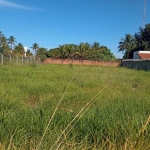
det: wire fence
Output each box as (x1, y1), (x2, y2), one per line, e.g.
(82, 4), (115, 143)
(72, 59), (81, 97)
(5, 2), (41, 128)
(0, 53), (42, 65)
(0, 53), (121, 67)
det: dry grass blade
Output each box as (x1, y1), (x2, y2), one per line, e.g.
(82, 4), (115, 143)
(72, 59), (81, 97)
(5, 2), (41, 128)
(134, 115), (150, 149)
(7, 129), (17, 150)
(36, 73), (77, 150)
(55, 111), (84, 149)
(0, 143), (5, 150)
(124, 138), (128, 150)
(51, 86), (107, 150)
(58, 106), (73, 113)
(56, 100), (95, 149)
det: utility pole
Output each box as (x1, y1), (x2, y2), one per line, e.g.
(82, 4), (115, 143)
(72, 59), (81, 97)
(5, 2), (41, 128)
(143, 0), (146, 28)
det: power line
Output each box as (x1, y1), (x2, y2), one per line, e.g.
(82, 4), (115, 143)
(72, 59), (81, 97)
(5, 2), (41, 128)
(132, 0), (141, 31)
(143, 0), (146, 28)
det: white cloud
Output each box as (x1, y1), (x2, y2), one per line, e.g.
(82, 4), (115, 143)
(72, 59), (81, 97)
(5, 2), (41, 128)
(0, 0), (44, 11)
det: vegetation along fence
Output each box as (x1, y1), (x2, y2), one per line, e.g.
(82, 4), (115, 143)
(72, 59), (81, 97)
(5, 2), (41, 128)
(121, 59), (150, 70)
(0, 53), (42, 65)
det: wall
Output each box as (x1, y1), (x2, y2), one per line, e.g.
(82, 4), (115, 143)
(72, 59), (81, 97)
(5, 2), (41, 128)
(44, 58), (120, 67)
(121, 59), (150, 70)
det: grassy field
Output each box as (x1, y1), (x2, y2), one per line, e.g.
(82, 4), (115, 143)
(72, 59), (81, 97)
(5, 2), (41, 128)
(0, 64), (150, 150)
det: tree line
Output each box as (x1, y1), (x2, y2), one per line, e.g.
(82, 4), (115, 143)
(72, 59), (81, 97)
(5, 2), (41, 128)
(0, 31), (116, 61)
(0, 31), (47, 61)
(0, 31), (33, 56)
(46, 42), (116, 61)
(118, 23), (150, 59)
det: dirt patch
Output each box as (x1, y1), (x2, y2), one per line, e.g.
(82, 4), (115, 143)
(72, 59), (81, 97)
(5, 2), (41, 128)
(25, 95), (40, 107)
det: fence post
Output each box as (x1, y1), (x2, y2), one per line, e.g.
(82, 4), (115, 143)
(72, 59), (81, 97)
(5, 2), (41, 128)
(8, 54), (11, 63)
(22, 56), (24, 65)
(0, 53), (3, 65)
(30, 56), (33, 64)
(16, 55), (18, 65)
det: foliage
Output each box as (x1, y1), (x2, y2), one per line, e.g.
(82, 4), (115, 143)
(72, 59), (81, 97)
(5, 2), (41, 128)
(8, 35), (16, 53)
(26, 50), (33, 57)
(30, 43), (39, 55)
(46, 48), (60, 59)
(13, 43), (24, 56)
(118, 23), (150, 59)
(0, 44), (11, 55)
(0, 31), (4, 47)
(118, 34), (135, 59)
(36, 47), (47, 61)
(0, 31), (33, 57)
(0, 32), (11, 55)
(47, 42), (116, 61)
(134, 24), (150, 51)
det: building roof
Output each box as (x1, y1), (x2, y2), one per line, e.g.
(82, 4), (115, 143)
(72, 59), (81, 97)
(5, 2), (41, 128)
(137, 53), (150, 59)
(138, 51), (150, 54)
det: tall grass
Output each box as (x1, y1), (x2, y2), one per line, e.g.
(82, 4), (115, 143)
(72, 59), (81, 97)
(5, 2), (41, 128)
(0, 64), (150, 149)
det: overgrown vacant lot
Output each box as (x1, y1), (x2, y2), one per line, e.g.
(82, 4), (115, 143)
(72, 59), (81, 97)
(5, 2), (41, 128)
(0, 64), (150, 150)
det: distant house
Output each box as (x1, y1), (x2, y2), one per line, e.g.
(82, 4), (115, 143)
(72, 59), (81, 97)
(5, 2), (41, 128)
(133, 51), (150, 59)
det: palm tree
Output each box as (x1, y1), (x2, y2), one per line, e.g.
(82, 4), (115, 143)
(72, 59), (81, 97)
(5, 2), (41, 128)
(134, 24), (150, 51)
(92, 42), (100, 51)
(0, 34), (10, 54)
(26, 50), (33, 57)
(57, 45), (68, 59)
(8, 36), (16, 53)
(30, 43), (39, 55)
(36, 47), (47, 61)
(118, 34), (135, 59)
(65, 44), (76, 60)
(1, 36), (8, 47)
(0, 31), (4, 48)
(13, 43), (24, 56)
(0, 31), (4, 39)
(77, 42), (90, 60)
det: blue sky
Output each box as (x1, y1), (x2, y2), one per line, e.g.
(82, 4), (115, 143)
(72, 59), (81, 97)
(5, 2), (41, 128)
(0, 0), (150, 58)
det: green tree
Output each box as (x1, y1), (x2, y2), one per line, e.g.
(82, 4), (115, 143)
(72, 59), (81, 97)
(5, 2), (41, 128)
(0, 31), (4, 47)
(13, 43), (24, 56)
(1, 36), (8, 47)
(8, 36), (16, 53)
(118, 23), (150, 59)
(36, 47), (47, 61)
(30, 43), (39, 55)
(0, 33), (10, 55)
(64, 44), (77, 60)
(46, 48), (60, 59)
(0, 44), (11, 55)
(92, 42), (100, 51)
(118, 34), (135, 59)
(0, 32), (8, 53)
(77, 42), (90, 60)
(57, 45), (68, 59)
(46, 42), (115, 61)
(26, 50), (33, 57)
(134, 24), (150, 51)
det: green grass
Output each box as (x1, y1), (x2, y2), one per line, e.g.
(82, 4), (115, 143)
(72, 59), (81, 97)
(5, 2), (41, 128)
(0, 64), (150, 150)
